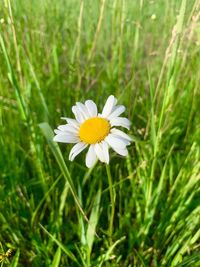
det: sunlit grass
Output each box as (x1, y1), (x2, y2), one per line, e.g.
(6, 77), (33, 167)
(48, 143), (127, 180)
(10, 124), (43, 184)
(0, 0), (200, 266)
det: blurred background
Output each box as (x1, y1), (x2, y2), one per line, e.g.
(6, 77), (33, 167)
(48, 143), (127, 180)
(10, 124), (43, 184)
(0, 0), (200, 266)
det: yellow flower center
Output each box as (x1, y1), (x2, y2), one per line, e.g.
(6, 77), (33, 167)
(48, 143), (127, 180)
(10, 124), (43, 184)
(79, 117), (110, 144)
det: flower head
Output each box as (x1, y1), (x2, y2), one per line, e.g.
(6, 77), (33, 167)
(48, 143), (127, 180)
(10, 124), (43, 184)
(53, 95), (132, 168)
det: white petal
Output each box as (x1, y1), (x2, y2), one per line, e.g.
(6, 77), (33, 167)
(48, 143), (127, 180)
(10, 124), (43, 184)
(53, 133), (79, 143)
(85, 100), (98, 117)
(105, 134), (130, 148)
(110, 117), (131, 130)
(102, 95), (117, 117)
(111, 128), (132, 141)
(76, 102), (90, 119)
(86, 145), (97, 168)
(101, 141), (109, 164)
(54, 129), (61, 135)
(58, 124), (78, 134)
(72, 106), (85, 123)
(69, 142), (88, 161)
(108, 105), (126, 120)
(111, 146), (128, 156)
(61, 118), (80, 129)
(94, 143), (105, 163)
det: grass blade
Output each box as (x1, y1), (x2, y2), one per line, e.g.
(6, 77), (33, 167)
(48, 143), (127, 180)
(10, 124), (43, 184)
(39, 122), (89, 223)
(39, 224), (78, 264)
(86, 187), (101, 254)
(51, 247), (61, 267)
(10, 249), (20, 267)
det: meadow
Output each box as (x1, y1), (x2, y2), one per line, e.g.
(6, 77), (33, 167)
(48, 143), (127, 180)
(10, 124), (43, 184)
(0, 0), (200, 266)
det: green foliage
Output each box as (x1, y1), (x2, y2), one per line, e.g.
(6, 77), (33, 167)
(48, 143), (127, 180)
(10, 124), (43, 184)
(0, 0), (200, 266)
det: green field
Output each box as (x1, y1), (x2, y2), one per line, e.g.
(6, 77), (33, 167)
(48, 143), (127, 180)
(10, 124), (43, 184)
(0, 0), (200, 266)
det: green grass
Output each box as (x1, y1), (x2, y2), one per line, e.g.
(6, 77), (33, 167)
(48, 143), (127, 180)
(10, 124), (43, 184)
(0, 0), (200, 266)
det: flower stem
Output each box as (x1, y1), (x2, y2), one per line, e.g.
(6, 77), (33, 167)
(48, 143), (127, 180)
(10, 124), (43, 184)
(106, 164), (115, 244)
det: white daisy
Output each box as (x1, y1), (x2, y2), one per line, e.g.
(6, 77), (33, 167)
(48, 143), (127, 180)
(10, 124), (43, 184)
(53, 95), (132, 168)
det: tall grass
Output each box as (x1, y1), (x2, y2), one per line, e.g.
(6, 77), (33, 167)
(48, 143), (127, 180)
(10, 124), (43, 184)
(0, 0), (200, 266)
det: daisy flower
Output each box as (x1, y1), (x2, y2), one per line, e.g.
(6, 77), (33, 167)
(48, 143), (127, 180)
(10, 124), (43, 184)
(53, 95), (132, 168)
